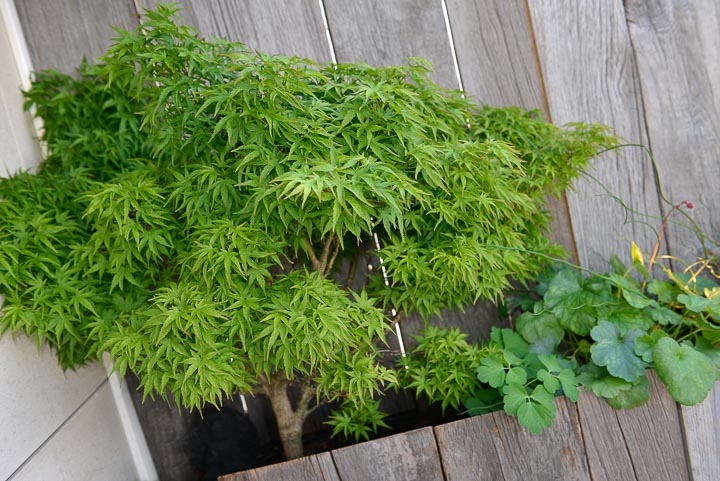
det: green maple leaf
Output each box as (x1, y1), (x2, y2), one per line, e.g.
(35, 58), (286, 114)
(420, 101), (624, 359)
(633, 330), (667, 363)
(646, 279), (679, 304)
(590, 321), (647, 382)
(648, 306), (683, 326)
(653, 337), (715, 405)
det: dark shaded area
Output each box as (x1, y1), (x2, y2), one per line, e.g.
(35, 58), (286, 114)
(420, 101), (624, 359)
(188, 406), (260, 481)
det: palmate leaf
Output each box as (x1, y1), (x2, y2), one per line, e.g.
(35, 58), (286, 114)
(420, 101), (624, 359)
(578, 363), (635, 399)
(515, 310), (565, 350)
(543, 268), (608, 335)
(502, 384), (556, 434)
(476, 354), (506, 388)
(590, 321), (647, 382)
(653, 337), (715, 405)
(604, 375), (649, 410)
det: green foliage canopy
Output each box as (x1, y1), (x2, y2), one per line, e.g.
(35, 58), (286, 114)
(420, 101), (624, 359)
(0, 5), (614, 413)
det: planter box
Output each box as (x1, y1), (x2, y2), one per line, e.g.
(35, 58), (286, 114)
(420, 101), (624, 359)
(221, 372), (703, 481)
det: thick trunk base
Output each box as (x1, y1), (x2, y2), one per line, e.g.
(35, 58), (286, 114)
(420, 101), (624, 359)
(265, 379), (307, 460)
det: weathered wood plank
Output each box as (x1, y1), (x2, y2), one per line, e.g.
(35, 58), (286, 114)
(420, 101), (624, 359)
(445, 0), (544, 110)
(529, 0), (664, 272)
(322, 0), (459, 88)
(330, 427), (444, 481)
(220, 451), (340, 481)
(624, 0), (720, 265)
(575, 387), (638, 480)
(680, 382), (720, 481)
(14, 0), (137, 73)
(577, 371), (690, 481)
(435, 397), (591, 481)
(124, 373), (197, 481)
(136, 0), (332, 62)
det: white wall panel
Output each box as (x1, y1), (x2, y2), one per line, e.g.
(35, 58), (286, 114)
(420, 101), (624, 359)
(0, 336), (110, 480)
(9, 381), (139, 481)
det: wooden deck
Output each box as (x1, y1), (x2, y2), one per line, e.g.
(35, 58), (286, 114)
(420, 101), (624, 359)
(223, 374), (719, 481)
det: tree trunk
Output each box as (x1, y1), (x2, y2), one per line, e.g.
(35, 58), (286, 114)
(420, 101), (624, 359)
(264, 378), (308, 460)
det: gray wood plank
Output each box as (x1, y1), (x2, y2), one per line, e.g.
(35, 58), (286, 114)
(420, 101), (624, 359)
(137, 0), (332, 62)
(576, 386), (640, 480)
(436, 397), (591, 481)
(680, 382), (720, 481)
(14, 0), (138, 73)
(445, 0), (544, 110)
(331, 427), (444, 481)
(578, 371), (690, 481)
(528, 0), (664, 272)
(124, 374), (198, 481)
(614, 371), (691, 481)
(323, 0), (459, 88)
(220, 451), (340, 481)
(624, 0), (720, 266)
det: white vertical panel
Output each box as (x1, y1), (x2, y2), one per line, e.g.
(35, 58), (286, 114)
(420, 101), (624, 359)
(0, 336), (108, 480)
(0, 0), (40, 175)
(9, 383), (139, 481)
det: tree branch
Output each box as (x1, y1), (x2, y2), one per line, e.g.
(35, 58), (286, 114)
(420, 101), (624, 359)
(296, 383), (317, 420)
(324, 237), (341, 277)
(343, 247), (361, 290)
(318, 234), (335, 275)
(303, 237), (322, 272)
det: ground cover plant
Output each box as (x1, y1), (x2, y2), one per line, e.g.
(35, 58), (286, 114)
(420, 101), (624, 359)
(0, 5), (615, 458)
(406, 201), (720, 433)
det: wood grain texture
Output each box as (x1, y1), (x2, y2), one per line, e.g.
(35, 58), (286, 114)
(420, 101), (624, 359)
(614, 371), (691, 481)
(625, 0), (720, 263)
(323, 0), (459, 88)
(137, 0), (332, 62)
(680, 382), (720, 481)
(220, 452), (340, 481)
(578, 371), (690, 481)
(331, 427), (444, 481)
(436, 397), (591, 481)
(576, 387), (640, 480)
(124, 373), (198, 481)
(14, 0), (137, 73)
(529, 0), (664, 272)
(445, 0), (544, 109)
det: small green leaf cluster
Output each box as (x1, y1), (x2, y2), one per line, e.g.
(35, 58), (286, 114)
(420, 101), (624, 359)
(404, 326), (578, 434)
(514, 250), (720, 408)
(407, 243), (719, 433)
(326, 399), (390, 442)
(472, 328), (579, 434)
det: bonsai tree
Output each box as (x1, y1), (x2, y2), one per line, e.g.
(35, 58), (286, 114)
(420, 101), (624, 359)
(0, 6), (615, 459)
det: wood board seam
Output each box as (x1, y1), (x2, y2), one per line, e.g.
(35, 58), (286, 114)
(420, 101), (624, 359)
(522, 0), (580, 264)
(430, 425), (450, 481)
(620, 4), (675, 271)
(568, 401), (598, 481)
(676, 403), (697, 481)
